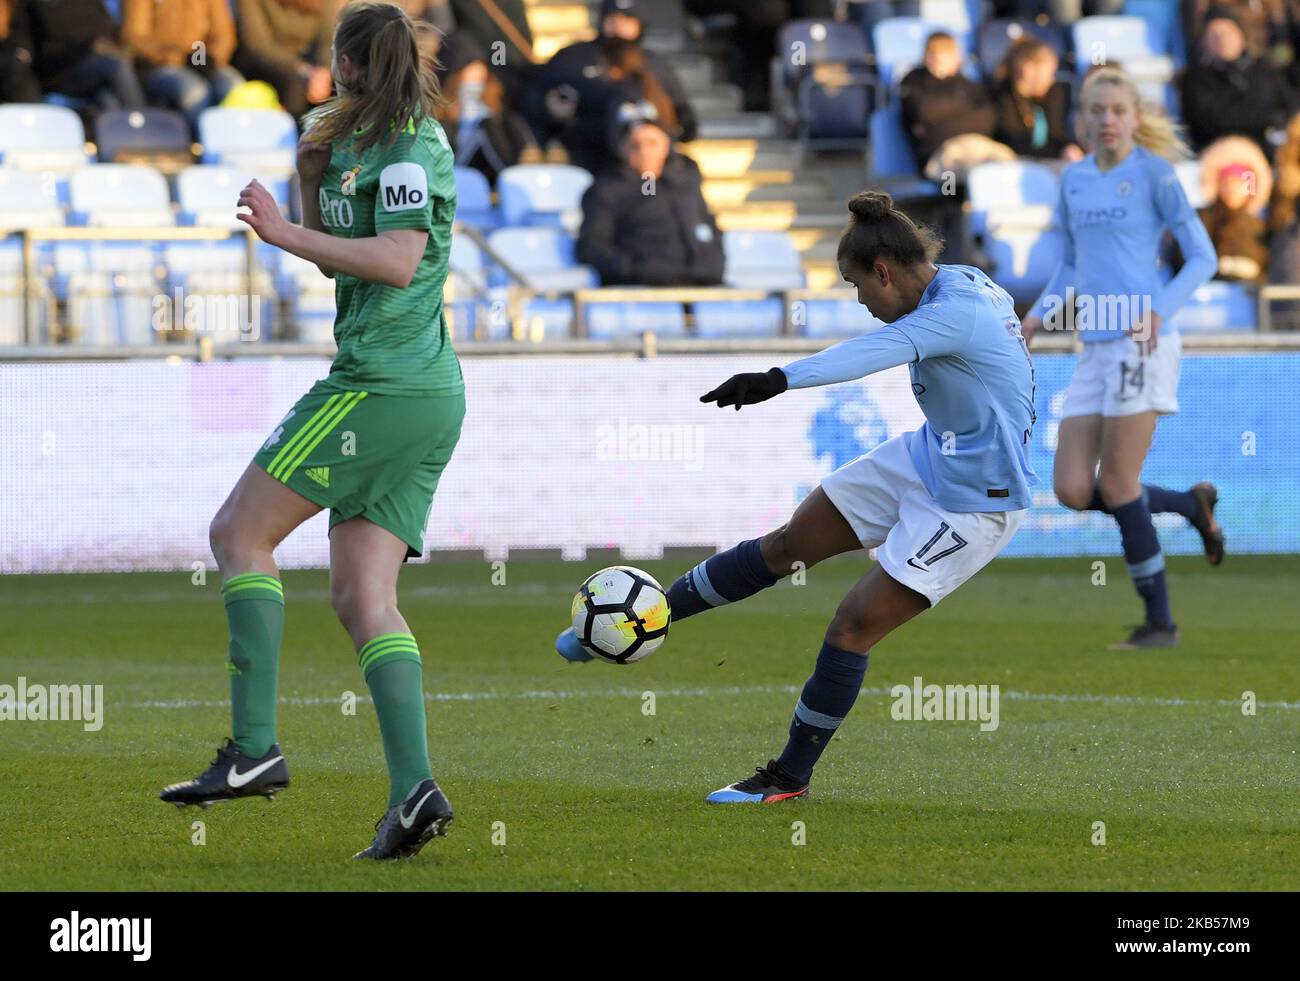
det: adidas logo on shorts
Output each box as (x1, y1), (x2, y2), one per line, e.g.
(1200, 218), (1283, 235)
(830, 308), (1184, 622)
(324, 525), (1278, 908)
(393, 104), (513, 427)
(304, 466), (330, 488)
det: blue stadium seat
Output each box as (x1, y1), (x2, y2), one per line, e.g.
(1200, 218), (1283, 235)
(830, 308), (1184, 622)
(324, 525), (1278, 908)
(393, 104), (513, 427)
(445, 234), (488, 339)
(967, 160), (1059, 235)
(1124, 0), (1187, 64)
(981, 225), (1064, 303)
(1168, 282), (1257, 332)
(776, 19), (871, 79)
(722, 230), (805, 290)
(798, 296), (883, 338)
(176, 165), (289, 227)
(586, 301), (687, 339)
(277, 252), (338, 344)
(95, 109), (191, 163)
(917, 1), (979, 50)
(69, 165), (174, 226)
(496, 164), (592, 230)
(486, 227), (597, 291)
(1072, 15), (1170, 72)
(0, 169), (65, 228)
(873, 18), (970, 88)
(797, 76), (872, 149)
(0, 104), (88, 171)
(868, 104), (941, 197)
(1175, 160), (1206, 209)
(454, 167), (498, 229)
(977, 18), (1067, 77)
(693, 299), (785, 337)
(197, 108), (297, 173)
(516, 297), (577, 341)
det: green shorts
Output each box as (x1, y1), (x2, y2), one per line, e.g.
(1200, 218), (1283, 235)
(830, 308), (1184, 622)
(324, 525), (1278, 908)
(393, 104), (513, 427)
(253, 380), (465, 558)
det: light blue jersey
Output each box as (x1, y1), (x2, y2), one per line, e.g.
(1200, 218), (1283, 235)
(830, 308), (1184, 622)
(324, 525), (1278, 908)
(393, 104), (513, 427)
(1029, 144), (1217, 342)
(781, 264), (1038, 513)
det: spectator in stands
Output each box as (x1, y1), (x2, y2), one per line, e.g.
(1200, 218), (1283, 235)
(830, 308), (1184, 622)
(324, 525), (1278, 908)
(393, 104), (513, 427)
(24, 0), (146, 109)
(992, 37), (1083, 163)
(601, 37), (678, 156)
(0, 0), (41, 102)
(231, 0), (338, 118)
(1268, 112), (1300, 286)
(1187, 0), (1290, 62)
(429, 29), (540, 185)
(991, 0), (1123, 22)
(1200, 162), (1271, 281)
(683, 0), (834, 112)
(900, 31), (1015, 183)
(445, 0), (533, 98)
(123, 0), (244, 128)
(577, 118), (724, 286)
(1180, 10), (1297, 154)
(522, 0), (697, 173)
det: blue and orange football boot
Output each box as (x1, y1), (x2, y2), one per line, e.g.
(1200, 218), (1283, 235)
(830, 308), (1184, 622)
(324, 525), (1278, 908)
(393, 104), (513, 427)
(706, 760), (809, 804)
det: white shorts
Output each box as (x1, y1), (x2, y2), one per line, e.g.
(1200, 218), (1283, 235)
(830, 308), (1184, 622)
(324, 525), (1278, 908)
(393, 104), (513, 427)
(1061, 333), (1181, 418)
(820, 434), (1025, 607)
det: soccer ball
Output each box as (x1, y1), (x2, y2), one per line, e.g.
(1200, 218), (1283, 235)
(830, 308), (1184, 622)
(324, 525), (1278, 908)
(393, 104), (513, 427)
(571, 566), (670, 664)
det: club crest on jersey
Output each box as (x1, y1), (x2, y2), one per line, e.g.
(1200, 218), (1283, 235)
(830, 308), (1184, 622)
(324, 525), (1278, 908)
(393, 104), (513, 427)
(340, 166), (362, 196)
(1116, 180), (1133, 198)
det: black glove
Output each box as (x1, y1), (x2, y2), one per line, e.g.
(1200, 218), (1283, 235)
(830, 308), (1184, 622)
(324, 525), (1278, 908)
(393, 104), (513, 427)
(700, 367), (789, 410)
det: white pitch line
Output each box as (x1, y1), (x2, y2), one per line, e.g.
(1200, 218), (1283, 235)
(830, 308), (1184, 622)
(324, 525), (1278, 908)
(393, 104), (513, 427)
(109, 684), (1300, 712)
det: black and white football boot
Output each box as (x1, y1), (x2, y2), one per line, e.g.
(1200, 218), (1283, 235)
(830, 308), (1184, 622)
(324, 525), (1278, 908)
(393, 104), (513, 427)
(706, 759), (810, 804)
(160, 738), (289, 809)
(352, 778), (454, 860)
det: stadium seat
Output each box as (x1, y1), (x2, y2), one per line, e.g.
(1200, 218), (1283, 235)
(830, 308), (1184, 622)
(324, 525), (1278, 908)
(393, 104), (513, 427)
(454, 167), (499, 229)
(586, 301), (687, 339)
(692, 298), (785, 338)
(1167, 281), (1257, 332)
(966, 160), (1059, 235)
(776, 19), (872, 79)
(980, 224), (1064, 303)
(95, 109), (193, 167)
(277, 252), (337, 344)
(197, 107), (298, 173)
(496, 164), (592, 231)
(868, 104), (941, 197)
(0, 104), (88, 172)
(977, 19), (1067, 76)
(798, 295), (883, 338)
(1175, 160), (1206, 209)
(722, 230), (804, 290)
(1124, 0), (1187, 64)
(796, 74), (873, 149)
(917, 1), (979, 49)
(177, 164), (288, 228)
(0, 169), (65, 228)
(486, 226), (598, 291)
(445, 234), (488, 339)
(1072, 15), (1173, 79)
(69, 165), (174, 226)
(873, 18), (971, 88)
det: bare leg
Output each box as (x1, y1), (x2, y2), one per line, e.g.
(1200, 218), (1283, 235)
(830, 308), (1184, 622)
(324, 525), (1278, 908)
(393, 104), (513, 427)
(209, 463), (322, 581)
(1052, 414), (1104, 512)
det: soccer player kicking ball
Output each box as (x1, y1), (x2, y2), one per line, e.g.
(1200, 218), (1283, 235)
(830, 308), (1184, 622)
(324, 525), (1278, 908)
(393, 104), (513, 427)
(160, 2), (464, 859)
(558, 191), (1038, 803)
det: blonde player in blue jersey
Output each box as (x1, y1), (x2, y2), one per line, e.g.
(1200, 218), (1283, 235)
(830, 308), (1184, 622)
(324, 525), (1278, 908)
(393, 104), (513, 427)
(557, 190), (1038, 802)
(1022, 66), (1223, 651)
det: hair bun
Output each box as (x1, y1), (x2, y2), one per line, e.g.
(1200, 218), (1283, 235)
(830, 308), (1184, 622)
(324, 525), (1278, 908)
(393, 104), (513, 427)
(848, 190), (895, 222)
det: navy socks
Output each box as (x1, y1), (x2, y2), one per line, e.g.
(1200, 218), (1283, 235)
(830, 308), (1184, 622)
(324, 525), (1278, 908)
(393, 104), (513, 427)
(666, 538), (778, 621)
(1087, 483), (1197, 521)
(776, 642), (869, 784)
(1111, 493), (1174, 629)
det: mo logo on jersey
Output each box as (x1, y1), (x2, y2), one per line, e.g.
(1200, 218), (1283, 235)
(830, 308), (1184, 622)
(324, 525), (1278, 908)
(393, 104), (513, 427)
(380, 162), (427, 212)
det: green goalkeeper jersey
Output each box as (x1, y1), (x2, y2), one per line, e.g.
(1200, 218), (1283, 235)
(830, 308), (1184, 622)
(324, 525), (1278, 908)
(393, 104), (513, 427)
(315, 115), (463, 397)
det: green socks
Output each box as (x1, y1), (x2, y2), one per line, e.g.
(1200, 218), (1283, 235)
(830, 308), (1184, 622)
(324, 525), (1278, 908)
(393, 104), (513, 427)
(222, 573), (285, 759)
(359, 633), (432, 807)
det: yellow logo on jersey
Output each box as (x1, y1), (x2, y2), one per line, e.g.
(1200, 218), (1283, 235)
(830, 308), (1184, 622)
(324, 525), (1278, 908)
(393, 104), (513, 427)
(340, 166), (362, 196)
(305, 466), (331, 488)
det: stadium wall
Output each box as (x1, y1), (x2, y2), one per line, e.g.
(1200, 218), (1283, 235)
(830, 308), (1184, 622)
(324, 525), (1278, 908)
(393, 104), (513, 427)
(3, 354), (1297, 573)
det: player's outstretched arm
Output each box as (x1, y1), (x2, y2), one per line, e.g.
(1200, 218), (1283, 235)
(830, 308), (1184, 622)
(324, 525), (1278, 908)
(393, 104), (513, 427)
(237, 179), (428, 289)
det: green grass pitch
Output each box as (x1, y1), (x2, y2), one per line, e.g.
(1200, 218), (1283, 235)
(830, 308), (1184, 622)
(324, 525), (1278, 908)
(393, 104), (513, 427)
(1, 554), (1297, 891)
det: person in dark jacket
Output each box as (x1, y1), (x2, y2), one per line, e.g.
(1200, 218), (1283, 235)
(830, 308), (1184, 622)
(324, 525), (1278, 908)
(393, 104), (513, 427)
(522, 0), (697, 173)
(1180, 10), (1297, 154)
(900, 31), (1011, 180)
(577, 119), (724, 286)
(428, 29), (539, 185)
(0, 0), (41, 103)
(992, 37), (1082, 162)
(24, 0), (145, 108)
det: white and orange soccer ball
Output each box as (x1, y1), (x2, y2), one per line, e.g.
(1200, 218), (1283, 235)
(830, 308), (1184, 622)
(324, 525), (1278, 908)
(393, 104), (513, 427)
(570, 566), (670, 664)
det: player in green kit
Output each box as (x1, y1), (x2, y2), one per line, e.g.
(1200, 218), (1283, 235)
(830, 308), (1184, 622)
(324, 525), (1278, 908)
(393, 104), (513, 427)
(159, 1), (464, 860)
